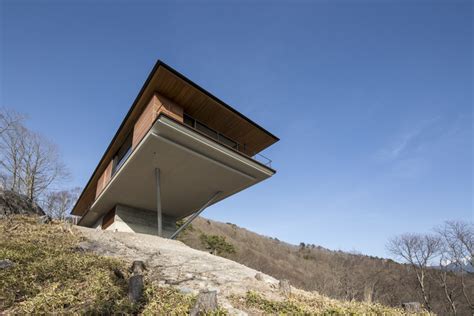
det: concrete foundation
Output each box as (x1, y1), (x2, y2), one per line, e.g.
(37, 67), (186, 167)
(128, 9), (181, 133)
(94, 204), (177, 238)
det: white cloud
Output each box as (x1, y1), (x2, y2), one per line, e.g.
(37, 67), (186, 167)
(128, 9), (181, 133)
(376, 116), (441, 162)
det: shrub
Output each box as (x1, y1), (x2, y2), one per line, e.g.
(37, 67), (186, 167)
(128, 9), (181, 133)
(199, 233), (236, 256)
(175, 218), (194, 235)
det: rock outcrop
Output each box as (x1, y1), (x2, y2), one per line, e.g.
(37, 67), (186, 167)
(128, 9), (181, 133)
(0, 190), (45, 216)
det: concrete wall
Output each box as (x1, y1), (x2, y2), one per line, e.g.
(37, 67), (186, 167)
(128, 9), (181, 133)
(94, 204), (177, 238)
(92, 215), (103, 229)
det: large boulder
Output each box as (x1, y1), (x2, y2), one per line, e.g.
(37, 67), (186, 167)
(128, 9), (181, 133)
(0, 190), (45, 216)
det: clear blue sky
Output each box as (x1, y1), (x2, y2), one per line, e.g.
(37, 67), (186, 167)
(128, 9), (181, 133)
(1, 0), (472, 258)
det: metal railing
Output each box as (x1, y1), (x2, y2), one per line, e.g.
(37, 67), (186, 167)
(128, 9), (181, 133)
(183, 113), (273, 168)
(252, 153), (273, 168)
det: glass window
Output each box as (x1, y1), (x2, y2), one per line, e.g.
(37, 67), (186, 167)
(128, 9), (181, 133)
(218, 134), (238, 150)
(196, 121), (218, 140)
(112, 133), (132, 175)
(183, 114), (195, 128)
(183, 113), (242, 152)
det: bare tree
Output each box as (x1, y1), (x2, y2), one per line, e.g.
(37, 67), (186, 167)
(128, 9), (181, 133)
(387, 233), (441, 311)
(0, 121), (28, 192)
(0, 108), (69, 200)
(0, 108), (23, 136)
(41, 187), (81, 220)
(435, 244), (461, 315)
(436, 221), (474, 312)
(20, 131), (69, 200)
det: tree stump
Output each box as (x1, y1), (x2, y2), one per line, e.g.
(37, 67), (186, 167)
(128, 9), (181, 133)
(128, 275), (144, 303)
(130, 260), (146, 275)
(128, 260), (146, 303)
(189, 290), (218, 315)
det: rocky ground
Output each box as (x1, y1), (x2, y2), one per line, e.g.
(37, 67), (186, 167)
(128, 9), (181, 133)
(1, 215), (411, 314)
(76, 226), (286, 314)
(0, 190), (44, 216)
(76, 226), (408, 315)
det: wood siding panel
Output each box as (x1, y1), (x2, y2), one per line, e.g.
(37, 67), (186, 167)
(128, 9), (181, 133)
(155, 94), (184, 123)
(132, 95), (158, 149)
(101, 207), (116, 230)
(73, 182), (97, 217)
(131, 93), (184, 150)
(95, 160), (113, 198)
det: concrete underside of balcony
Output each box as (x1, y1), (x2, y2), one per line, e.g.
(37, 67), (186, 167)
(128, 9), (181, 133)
(79, 115), (275, 227)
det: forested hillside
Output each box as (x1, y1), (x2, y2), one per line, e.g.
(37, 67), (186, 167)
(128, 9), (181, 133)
(179, 217), (474, 315)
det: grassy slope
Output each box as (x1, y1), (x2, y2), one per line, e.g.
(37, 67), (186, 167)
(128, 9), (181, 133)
(0, 216), (406, 314)
(0, 216), (196, 314)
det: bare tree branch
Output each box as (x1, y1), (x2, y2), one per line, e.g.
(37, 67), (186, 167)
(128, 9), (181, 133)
(436, 221), (474, 312)
(387, 233), (441, 312)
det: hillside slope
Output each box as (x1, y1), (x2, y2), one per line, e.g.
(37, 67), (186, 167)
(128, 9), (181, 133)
(178, 217), (473, 315)
(0, 216), (403, 315)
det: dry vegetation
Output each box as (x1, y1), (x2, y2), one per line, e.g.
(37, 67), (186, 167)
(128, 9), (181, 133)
(1, 216), (410, 315)
(0, 216), (200, 314)
(179, 217), (474, 315)
(231, 290), (410, 315)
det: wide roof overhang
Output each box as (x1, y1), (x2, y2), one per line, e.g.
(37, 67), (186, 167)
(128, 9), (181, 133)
(71, 60), (278, 217)
(78, 115), (275, 227)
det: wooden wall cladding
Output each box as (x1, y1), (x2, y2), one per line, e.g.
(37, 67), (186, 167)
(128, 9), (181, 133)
(101, 207), (116, 230)
(73, 181), (97, 217)
(95, 160), (113, 198)
(156, 93), (184, 123)
(132, 95), (157, 149)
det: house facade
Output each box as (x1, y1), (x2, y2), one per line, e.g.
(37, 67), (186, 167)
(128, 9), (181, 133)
(71, 60), (278, 238)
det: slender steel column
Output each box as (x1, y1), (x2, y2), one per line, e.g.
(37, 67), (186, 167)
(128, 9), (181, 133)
(170, 191), (222, 240)
(155, 168), (162, 237)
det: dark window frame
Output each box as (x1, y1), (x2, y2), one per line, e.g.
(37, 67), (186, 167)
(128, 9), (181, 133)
(112, 132), (133, 175)
(183, 113), (241, 152)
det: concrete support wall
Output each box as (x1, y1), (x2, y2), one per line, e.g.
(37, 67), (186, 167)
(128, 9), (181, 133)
(94, 204), (177, 238)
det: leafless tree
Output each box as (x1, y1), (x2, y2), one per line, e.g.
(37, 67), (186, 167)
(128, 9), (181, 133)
(436, 221), (474, 312)
(20, 131), (69, 200)
(41, 187), (81, 220)
(0, 108), (23, 136)
(0, 121), (28, 192)
(387, 233), (441, 312)
(435, 244), (461, 315)
(0, 108), (69, 200)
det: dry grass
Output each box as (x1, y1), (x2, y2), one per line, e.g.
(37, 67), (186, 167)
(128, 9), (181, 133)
(0, 216), (427, 315)
(0, 216), (198, 314)
(231, 291), (414, 315)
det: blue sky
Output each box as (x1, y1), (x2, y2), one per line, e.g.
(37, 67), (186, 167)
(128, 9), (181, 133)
(1, 0), (472, 257)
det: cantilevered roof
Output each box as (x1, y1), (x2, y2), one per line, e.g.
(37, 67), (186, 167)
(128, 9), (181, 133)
(78, 115), (275, 226)
(71, 60), (279, 216)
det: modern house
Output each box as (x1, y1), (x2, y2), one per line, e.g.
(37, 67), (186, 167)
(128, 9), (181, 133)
(71, 60), (279, 238)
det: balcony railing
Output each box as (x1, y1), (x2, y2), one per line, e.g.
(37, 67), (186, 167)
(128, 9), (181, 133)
(252, 153), (272, 168)
(183, 113), (272, 168)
